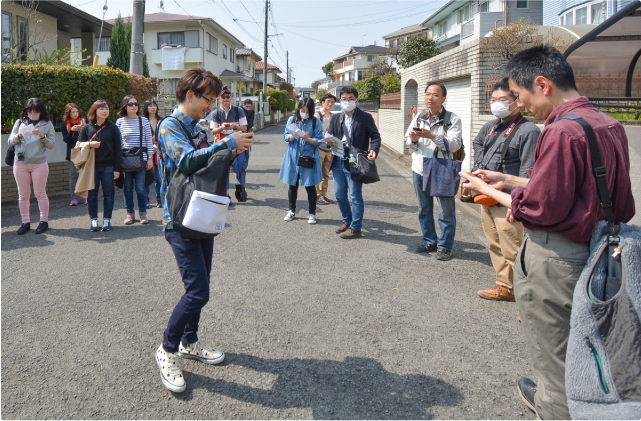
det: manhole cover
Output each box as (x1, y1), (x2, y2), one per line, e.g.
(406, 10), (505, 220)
(364, 205), (406, 218)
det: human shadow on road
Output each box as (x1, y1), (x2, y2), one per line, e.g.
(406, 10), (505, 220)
(450, 240), (492, 266)
(178, 353), (463, 419)
(247, 168), (281, 174)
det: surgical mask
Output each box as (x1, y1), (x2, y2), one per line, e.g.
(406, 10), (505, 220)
(300, 112), (309, 120)
(340, 101), (356, 112)
(28, 114), (40, 121)
(490, 99), (517, 119)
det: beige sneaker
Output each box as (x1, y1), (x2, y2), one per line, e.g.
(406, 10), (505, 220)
(140, 213), (149, 225)
(178, 341), (225, 365)
(155, 345), (186, 393)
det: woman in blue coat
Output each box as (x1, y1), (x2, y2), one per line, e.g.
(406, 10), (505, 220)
(279, 97), (323, 224)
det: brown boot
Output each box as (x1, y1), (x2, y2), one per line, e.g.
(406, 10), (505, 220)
(335, 221), (350, 234)
(477, 285), (515, 301)
(340, 227), (362, 239)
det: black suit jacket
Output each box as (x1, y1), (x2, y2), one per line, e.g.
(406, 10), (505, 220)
(328, 107), (381, 154)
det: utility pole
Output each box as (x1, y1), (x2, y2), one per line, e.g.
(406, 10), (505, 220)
(262, 0), (268, 97)
(286, 50), (289, 84)
(130, 0), (145, 75)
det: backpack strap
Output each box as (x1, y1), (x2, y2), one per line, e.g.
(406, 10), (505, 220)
(443, 111), (452, 131)
(312, 116), (317, 133)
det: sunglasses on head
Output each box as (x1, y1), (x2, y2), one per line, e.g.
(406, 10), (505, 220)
(127, 102), (140, 107)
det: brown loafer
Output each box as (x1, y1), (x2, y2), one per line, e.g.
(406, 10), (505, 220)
(335, 221), (350, 234)
(477, 285), (515, 302)
(340, 227), (362, 239)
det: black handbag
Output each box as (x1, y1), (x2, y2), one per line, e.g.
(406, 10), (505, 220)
(145, 168), (155, 187)
(121, 117), (145, 173)
(5, 147), (15, 166)
(342, 116), (380, 184)
(296, 134), (315, 169)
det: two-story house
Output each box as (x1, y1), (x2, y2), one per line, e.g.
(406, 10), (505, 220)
(2, 0), (111, 64)
(255, 61), (283, 89)
(102, 12), (245, 96)
(234, 47), (262, 94)
(382, 24), (432, 71)
(333, 45), (389, 83)
(543, 0), (634, 25)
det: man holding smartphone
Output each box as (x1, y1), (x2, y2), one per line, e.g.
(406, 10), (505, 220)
(206, 86), (248, 201)
(404, 83), (463, 261)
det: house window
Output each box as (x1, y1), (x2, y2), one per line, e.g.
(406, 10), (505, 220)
(591, 2), (606, 24)
(458, 3), (471, 23)
(222, 44), (227, 59)
(207, 33), (218, 54)
(367, 55), (375, 62)
(392, 39), (398, 48)
(158, 30), (199, 48)
(230, 48), (234, 63)
(357, 70), (364, 80)
(246, 59), (251, 71)
(95, 37), (111, 52)
(575, 6), (588, 24)
(17, 16), (28, 61)
(480, 1), (489, 13)
(160, 78), (180, 96)
(2, 12), (11, 62)
(516, 1), (528, 9)
(565, 11), (574, 25)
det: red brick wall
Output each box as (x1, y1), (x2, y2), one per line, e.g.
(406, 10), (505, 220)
(1, 161), (70, 203)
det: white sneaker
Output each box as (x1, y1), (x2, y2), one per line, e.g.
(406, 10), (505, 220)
(308, 214), (317, 224)
(155, 345), (186, 393)
(178, 341), (225, 365)
(284, 210), (295, 221)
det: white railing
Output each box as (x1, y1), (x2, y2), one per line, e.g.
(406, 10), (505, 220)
(461, 19), (475, 39)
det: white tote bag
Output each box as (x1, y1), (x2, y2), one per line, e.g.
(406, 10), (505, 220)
(181, 191), (230, 235)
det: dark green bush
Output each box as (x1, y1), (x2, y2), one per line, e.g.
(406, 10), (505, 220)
(1, 64), (157, 131)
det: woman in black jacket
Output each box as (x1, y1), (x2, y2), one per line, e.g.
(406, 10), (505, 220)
(77, 100), (122, 232)
(61, 103), (86, 206)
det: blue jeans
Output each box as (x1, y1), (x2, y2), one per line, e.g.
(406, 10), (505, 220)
(88, 166), (115, 220)
(412, 171), (456, 250)
(332, 159), (364, 231)
(163, 229), (214, 353)
(124, 169), (147, 215)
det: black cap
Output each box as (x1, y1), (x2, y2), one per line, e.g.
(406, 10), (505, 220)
(244, 98), (253, 105)
(220, 86), (231, 96)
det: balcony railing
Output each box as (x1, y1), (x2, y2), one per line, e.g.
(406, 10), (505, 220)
(461, 19), (475, 39)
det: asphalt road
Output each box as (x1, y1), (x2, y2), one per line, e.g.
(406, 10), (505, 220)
(1, 123), (536, 419)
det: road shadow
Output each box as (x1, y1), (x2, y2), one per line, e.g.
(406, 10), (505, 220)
(177, 353), (464, 419)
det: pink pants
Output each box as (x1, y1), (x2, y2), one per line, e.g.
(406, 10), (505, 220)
(13, 161), (50, 224)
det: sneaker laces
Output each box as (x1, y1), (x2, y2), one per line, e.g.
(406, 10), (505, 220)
(163, 351), (183, 378)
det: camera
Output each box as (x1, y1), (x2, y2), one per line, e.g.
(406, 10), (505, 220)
(17, 152), (25, 162)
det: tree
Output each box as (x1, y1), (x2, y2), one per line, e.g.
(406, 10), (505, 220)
(279, 82), (294, 94)
(311, 79), (323, 91)
(315, 89), (328, 100)
(352, 77), (382, 101)
(322, 61), (334, 78)
(380, 73), (401, 94)
(143, 53), (150, 77)
(107, 14), (132, 72)
(482, 18), (572, 71)
(3, 0), (59, 63)
(364, 58), (395, 79)
(398, 37), (440, 68)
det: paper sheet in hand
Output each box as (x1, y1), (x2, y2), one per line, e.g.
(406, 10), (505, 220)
(286, 123), (306, 138)
(320, 136), (345, 159)
(19, 124), (39, 143)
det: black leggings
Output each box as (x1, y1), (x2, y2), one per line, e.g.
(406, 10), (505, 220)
(288, 177), (317, 215)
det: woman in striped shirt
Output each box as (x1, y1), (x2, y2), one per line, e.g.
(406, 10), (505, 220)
(116, 95), (154, 225)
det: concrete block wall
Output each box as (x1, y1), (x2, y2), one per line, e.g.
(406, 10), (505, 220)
(378, 109), (404, 155)
(2, 161), (70, 202)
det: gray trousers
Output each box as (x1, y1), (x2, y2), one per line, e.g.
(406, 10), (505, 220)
(68, 160), (79, 198)
(514, 228), (590, 420)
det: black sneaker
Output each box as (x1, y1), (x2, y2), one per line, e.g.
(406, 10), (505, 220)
(416, 242), (437, 253)
(517, 378), (537, 414)
(436, 247), (453, 261)
(35, 221), (49, 234)
(17, 223), (30, 235)
(235, 185), (248, 202)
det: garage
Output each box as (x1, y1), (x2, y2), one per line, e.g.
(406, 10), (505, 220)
(442, 77), (472, 171)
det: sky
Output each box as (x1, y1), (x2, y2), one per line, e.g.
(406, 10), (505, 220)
(63, 0), (447, 87)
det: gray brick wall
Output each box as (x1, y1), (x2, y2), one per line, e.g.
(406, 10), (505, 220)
(379, 109), (404, 155)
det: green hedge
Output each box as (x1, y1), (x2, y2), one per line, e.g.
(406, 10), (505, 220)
(1, 64), (157, 131)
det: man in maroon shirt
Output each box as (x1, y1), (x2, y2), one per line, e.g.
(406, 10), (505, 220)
(461, 45), (635, 420)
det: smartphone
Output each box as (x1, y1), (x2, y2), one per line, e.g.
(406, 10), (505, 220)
(413, 127), (423, 131)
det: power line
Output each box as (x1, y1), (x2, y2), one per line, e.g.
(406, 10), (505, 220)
(275, 0), (395, 9)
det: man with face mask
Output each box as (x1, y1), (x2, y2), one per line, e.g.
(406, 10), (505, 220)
(472, 80), (540, 302)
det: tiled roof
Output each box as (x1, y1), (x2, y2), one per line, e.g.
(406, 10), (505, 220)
(383, 24), (426, 39)
(235, 47), (262, 61)
(220, 69), (246, 78)
(334, 45), (388, 61)
(106, 12), (209, 24)
(254, 61), (281, 72)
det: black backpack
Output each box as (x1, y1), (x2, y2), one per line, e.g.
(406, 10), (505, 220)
(157, 116), (233, 240)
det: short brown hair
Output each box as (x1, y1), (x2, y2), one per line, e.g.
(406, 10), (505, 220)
(63, 103), (84, 122)
(87, 100), (110, 123)
(118, 95), (139, 117)
(175, 67), (222, 103)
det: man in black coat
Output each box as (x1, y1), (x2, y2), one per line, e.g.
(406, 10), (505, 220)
(327, 86), (381, 239)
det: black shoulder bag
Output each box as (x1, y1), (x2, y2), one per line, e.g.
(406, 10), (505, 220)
(121, 117), (146, 173)
(341, 113), (380, 184)
(296, 118), (316, 168)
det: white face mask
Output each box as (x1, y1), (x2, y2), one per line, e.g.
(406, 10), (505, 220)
(300, 112), (309, 120)
(28, 114), (40, 121)
(490, 99), (517, 119)
(340, 100), (356, 112)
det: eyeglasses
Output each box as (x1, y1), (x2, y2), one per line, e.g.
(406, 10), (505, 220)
(220, 95), (231, 100)
(127, 102), (140, 107)
(199, 94), (216, 105)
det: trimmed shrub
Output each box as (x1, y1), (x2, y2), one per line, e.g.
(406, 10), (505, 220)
(288, 98), (296, 111)
(352, 77), (382, 101)
(1, 64), (157, 130)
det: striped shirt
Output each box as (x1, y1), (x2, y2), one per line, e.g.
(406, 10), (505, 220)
(116, 117), (154, 160)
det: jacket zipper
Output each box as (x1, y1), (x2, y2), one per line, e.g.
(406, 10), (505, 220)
(587, 338), (610, 394)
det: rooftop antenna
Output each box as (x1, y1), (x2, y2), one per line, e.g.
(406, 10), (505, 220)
(159, 0), (165, 12)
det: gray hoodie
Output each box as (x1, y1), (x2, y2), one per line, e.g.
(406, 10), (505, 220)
(7, 119), (56, 164)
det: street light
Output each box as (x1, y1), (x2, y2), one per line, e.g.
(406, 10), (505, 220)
(94, 0), (108, 67)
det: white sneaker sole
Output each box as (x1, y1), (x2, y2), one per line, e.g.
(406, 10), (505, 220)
(517, 384), (537, 414)
(308, 220), (317, 224)
(178, 351), (225, 365)
(155, 353), (186, 393)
